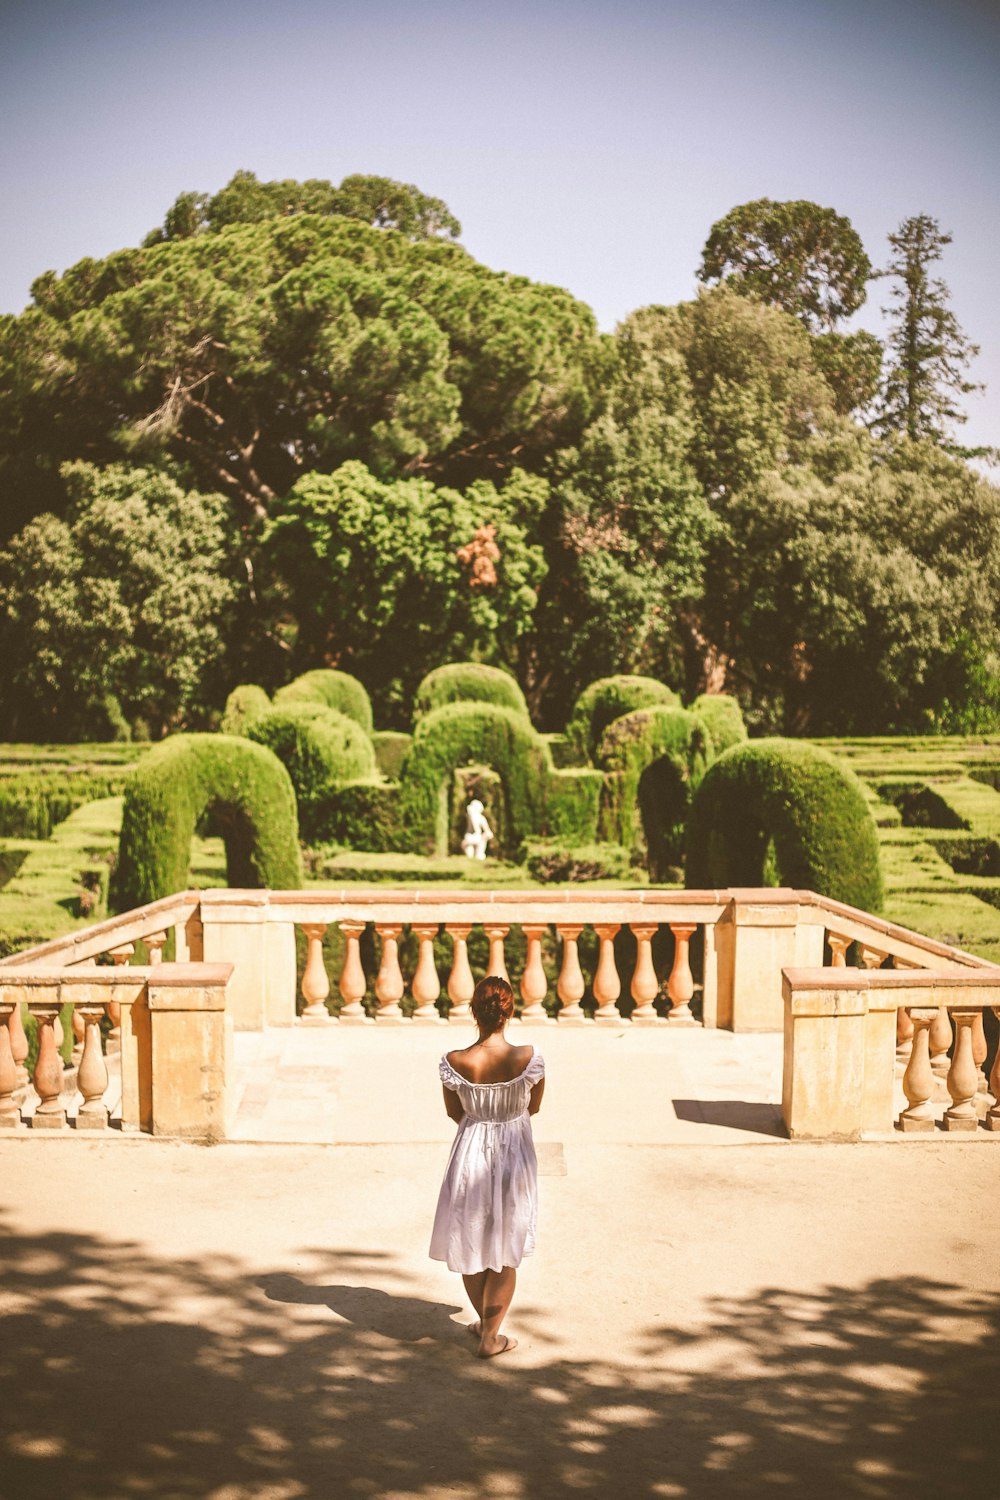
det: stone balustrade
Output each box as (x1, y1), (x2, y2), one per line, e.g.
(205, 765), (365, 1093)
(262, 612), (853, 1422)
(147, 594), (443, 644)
(2, 885), (997, 1142)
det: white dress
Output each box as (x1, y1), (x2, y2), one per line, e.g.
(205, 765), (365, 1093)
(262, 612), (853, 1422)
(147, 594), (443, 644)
(429, 1047), (545, 1275)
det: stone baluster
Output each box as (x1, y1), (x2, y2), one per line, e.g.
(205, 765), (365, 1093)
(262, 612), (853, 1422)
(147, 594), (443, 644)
(7, 993), (29, 1088)
(971, 1011), (988, 1093)
(630, 923), (660, 1025)
(75, 1004), (109, 1130)
(667, 923), (697, 1026)
(943, 1010), (980, 1132)
(145, 931), (167, 965)
(827, 932), (850, 967)
(519, 926), (549, 1024)
(986, 1008), (1000, 1133)
(555, 925), (586, 1024)
(71, 1004), (86, 1066)
(32, 1003), (66, 1130)
(107, 942), (134, 1050)
(593, 924), (623, 1025)
(928, 1005), (953, 1084)
(375, 924), (404, 1023)
(895, 1006), (915, 1061)
(338, 920), (368, 1024)
(0, 1000), (21, 1129)
(446, 925), (474, 1025)
(411, 925), (442, 1023)
(300, 923), (331, 1022)
(860, 944), (885, 972)
(485, 926), (510, 983)
(899, 1008), (937, 1133)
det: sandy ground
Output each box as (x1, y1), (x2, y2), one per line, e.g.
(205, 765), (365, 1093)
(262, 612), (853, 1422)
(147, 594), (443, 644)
(2, 1026), (998, 1499)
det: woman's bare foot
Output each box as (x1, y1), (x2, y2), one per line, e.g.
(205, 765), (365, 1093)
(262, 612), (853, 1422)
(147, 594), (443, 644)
(477, 1334), (518, 1359)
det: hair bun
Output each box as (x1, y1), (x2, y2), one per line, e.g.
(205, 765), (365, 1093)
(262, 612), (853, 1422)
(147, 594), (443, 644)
(471, 975), (515, 1033)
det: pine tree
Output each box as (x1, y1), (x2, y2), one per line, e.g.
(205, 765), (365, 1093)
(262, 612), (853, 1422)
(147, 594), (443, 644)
(874, 215), (986, 455)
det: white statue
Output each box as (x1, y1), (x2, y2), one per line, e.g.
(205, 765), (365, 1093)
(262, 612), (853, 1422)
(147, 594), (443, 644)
(461, 798), (494, 860)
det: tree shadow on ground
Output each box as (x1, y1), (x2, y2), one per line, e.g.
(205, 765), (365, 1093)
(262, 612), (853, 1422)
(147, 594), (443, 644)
(1, 1215), (996, 1499)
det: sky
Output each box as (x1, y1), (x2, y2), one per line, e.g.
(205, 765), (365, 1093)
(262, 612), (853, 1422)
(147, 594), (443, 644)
(1, 0), (997, 456)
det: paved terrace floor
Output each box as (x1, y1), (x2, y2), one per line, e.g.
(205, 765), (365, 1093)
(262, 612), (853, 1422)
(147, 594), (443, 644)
(2, 1026), (998, 1500)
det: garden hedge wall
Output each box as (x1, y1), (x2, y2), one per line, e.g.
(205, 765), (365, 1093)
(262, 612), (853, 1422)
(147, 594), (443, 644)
(311, 778), (403, 852)
(372, 730), (411, 779)
(220, 684), (271, 736)
(688, 694), (747, 757)
(566, 676), (681, 764)
(273, 669), (373, 734)
(413, 663), (530, 722)
(246, 704), (376, 839)
(685, 739), (884, 911)
(114, 733), (301, 909)
(400, 702), (552, 855)
(597, 706), (712, 874)
(543, 768), (604, 845)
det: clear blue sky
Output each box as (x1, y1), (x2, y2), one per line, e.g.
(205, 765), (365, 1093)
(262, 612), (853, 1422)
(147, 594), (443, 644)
(2, 0), (997, 455)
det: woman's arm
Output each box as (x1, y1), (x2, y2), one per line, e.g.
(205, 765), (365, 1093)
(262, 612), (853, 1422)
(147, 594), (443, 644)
(442, 1084), (465, 1123)
(528, 1078), (545, 1116)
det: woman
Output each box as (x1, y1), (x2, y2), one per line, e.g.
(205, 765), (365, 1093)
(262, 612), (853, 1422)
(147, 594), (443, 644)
(429, 975), (545, 1358)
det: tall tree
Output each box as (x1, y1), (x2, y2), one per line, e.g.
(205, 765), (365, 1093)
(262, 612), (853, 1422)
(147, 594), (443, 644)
(873, 214), (987, 455)
(698, 199), (871, 332)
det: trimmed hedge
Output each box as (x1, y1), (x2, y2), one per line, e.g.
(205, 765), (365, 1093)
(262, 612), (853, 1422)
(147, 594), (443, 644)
(221, 684), (271, 736)
(114, 733), (301, 909)
(688, 694), (747, 757)
(597, 706), (712, 877)
(566, 676), (681, 764)
(274, 669), (373, 734)
(400, 702), (552, 855)
(543, 768), (604, 845)
(310, 777), (403, 852)
(520, 839), (638, 883)
(372, 730), (412, 779)
(0, 771), (128, 839)
(413, 663), (529, 723)
(685, 739), (884, 911)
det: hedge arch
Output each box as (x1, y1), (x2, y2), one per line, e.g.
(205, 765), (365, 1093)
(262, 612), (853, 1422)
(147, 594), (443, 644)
(413, 663), (530, 723)
(246, 704), (376, 837)
(597, 707), (712, 877)
(114, 734), (302, 910)
(685, 739), (883, 911)
(220, 683), (271, 736)
(400, 703), (552, 855)
(273, 669), (373, 734)
(566, 676), (681, 764)
(688, 693), (747, 757)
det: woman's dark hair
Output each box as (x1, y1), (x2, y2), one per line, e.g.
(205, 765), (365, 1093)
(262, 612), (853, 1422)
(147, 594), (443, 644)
(471, 975), (515, 1034)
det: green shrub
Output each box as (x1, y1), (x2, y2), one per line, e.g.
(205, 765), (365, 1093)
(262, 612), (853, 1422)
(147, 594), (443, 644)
(0, 771), (128, 839)
(413, 663), (529, 723)
(566, 676), (681, 764)
(685, 739), (884, 911)
(520, 839), (638, 883)
(274, 669), (373, 734)
(597, 707), (711, 877)
(400, 702), (552, 855)
(310, 778), (403, 852)
(543, 768), (604, 844)
(221, 684), (271, 736)
(114, 734), (301, 908)
(372, 730), (411, 779)
(688, 694), (747, 757)
(247, 704), (375, 830)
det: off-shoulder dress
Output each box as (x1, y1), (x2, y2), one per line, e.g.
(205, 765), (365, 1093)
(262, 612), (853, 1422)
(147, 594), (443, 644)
(429, 1047), (546, 1275)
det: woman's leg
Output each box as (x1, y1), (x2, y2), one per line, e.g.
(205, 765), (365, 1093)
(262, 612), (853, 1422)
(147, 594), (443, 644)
(462, 1271), (487, 1330)
(478, 1266), (518, 1356)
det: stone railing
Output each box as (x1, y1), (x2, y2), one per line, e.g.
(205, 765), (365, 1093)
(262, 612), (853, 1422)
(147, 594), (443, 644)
(1, 885), (997, 1140)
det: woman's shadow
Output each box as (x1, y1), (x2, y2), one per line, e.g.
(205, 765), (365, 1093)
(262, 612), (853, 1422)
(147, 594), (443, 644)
(258, 1273), (464, 1344)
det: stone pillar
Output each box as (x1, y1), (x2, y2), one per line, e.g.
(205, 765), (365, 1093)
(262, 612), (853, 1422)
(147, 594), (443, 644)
(593, 924), (622, 1026)
(75, 1003), (109, 1130)
(411, 925), (443, 1023)
(31, 1003), (66, 1130)
(701, 920), (719, 1029)
(200, 896), (296, 1029)
(987, 1007), (1000, 1133)
(629, 924), (660, 1025)
(446, 925), (474, 1025)
(145, 931), (167, 966)
(146, 966), (230, 1140)
(519, 926), (548, 1025)
(374, 924), (405, 1023)
(943, 1010), (980, 1132)
(781, 975), (867, 1140)
(107, 943), (134, 1051)
(0, 999), (21, 1129)
(300, 923), (332, 1023)
(827, 933), (850, 967)
(716, 898), (819, 1031)
(667, 924), (697, 1026)
(485, 926), (510, 983)
(556, 925), (586, 1025)
(338, 920), (369, 1024)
